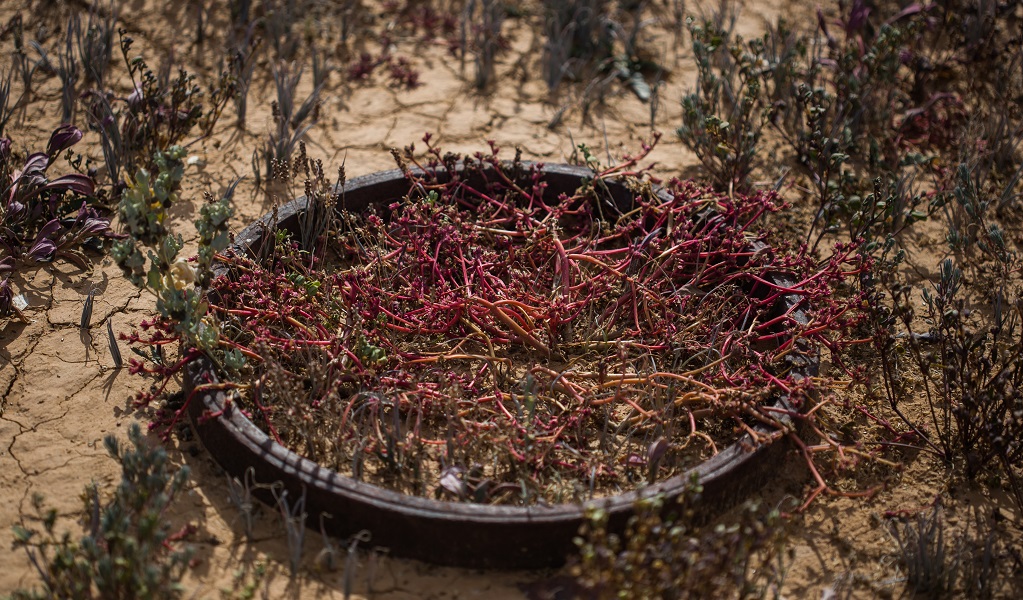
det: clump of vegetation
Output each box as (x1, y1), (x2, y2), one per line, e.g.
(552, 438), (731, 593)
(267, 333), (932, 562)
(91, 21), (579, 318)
(10, 423), (193, 599)
(1, 125), (113, 317)
(114, 145), (186, 247)
(83, 29), (233, 186)
(886, 503), (1020, 600)
(541, 0), (662, 120)
(460, 0), (508, 92)
(257, 61), (324, 190)
(885, 251), (1023, 512)
(345, 51), (422, 90)
(105, 130), (235, 428)
(117, 154), (236, 418)
(677, 16), (768, 193)
(571, 484), (788, 598)
(75, 0), (119, 91)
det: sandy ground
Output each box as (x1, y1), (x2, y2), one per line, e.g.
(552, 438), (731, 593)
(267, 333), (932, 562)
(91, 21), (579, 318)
(2, 0), (1021, 598)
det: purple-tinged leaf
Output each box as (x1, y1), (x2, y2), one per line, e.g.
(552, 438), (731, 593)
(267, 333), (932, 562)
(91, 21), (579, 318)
(898, 92), (957, 126)
(66, 201), (95, 230)
(63, 204), (85, 231)
(817, 8), (835, 46)
(79, 217), (112, 237)
(647, 437), (669, 465)
(5, 200), (25, 221)
(46, 125), (83, 160)
(127, 85), (143, 108)
(0, 256), (13, 273)
(439, 465), (467, 498)
(59, 249), (91, 271)
(27, 237), (57, 262)
(20, 152), (49, 179)
(61, 203), (112, 246)
(0, 138), (10, 164)
(0, 277), (12, 315)
(625, 454), (646, 466)
(42, 173), (95, 197)
(36, 218), (63, 240)
(844, 0), (871, 34)
(886, 3), (931, 26)
(30, 200), (44, 222)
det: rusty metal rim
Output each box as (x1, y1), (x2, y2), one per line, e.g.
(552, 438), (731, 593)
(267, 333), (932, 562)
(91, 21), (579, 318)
(185, 163), (817, 569)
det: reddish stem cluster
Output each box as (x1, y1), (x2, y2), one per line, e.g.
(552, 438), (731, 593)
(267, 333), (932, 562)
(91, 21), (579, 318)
(135, 140), (867, 504)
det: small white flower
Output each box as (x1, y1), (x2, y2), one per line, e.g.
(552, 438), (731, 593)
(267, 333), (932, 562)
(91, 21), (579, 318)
(168, 260), (196, 291)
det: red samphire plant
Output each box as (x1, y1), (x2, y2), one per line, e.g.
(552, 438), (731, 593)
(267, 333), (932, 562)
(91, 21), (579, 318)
(135, 136), (868, 506)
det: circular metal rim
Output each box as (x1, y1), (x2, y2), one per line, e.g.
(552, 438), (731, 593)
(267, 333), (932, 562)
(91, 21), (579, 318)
(185, 162), (817, 569)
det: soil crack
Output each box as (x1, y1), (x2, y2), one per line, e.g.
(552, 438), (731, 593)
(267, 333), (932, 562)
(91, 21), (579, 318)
(1, 333), (43, 416)
(5, 367), (106, 477)
(2, 413), (29, 476)
(96, 286), (145, 325)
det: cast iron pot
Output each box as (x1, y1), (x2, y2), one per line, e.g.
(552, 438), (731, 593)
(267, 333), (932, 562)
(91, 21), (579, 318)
(185, 162), (817, 569)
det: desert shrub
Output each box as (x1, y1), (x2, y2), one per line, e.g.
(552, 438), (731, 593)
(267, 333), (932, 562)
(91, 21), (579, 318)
(677, 16), (769, 193)
(862, 152), (1023, 512)
(82, 29), (233, 185)
(896, 257), (1023, 505)
(9, 423), (193, 600)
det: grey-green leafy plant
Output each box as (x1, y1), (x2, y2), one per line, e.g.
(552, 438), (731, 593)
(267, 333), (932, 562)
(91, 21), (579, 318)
(227, 22), (259, 127)
(57, 17), (80, 125)
(541, 0), (613, 96)
(314, 514), (340, 573)
(677, 17), (767, 193)
(0, 64), (16, 137)
(10, 423), (193, 600)
(540, 0), (659, 121)
(225, 467), (261, 540)
(887, 504), (962, 599)
(260, 0), (301, 62)
(271, 485), (307, 577)
(114, 145), (185, 246)
(461, 0), (506, 92)
(785, 11), (923, 246)
(939, 162), (1012, 268)
(195, 187), (236, 287)
(111, 145), (182, 283)
(112, 145), (234, 355)
(6, 15), (35, 117)
(83, 90), (124, 184)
